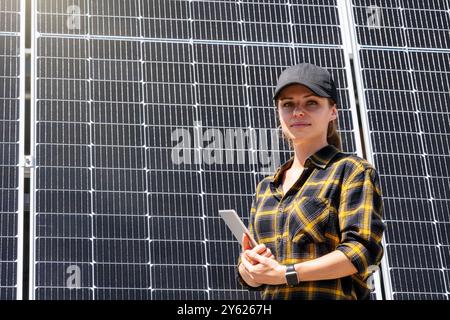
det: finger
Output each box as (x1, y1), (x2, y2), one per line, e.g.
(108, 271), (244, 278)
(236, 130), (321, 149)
(251, 244), (266, 254)
(241, 252), (251, 263)
(262, 248), (272, 258)
(245, 251), (259, 265)
(239, 263), (255, 281)
(245, 232), (258, 249)
(244, 250), (260, 265)
(242, 251), (258, 265)
(246, 250), (268, 265)
(241, 254), (255, 273)
(242, 234), (252, 251)
(256, 245), (268, 255)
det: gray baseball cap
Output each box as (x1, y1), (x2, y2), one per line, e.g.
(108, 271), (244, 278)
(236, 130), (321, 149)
(273, 63), (338, 104)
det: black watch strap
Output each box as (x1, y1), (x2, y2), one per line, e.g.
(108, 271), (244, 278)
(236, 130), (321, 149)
(285, 264), (299, 287)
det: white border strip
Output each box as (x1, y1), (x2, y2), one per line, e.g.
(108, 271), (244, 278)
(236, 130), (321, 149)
(344, 0), (393, 300)
(28, 0), (37, 301)
(337, 0), (364, 158)
(16, 0), (26, 301)
(339, 0), (385, 301)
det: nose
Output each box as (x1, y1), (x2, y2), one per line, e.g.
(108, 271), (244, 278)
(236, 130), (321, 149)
(292, 105), (305, 117)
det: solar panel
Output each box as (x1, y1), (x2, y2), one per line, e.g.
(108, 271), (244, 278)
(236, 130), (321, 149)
(0, 0), (24, 300)
(30, 0), (363, 300)
(349, 0), (450, 300)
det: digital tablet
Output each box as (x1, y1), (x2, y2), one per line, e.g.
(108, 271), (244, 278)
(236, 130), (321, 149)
(218, 209), (258, 248)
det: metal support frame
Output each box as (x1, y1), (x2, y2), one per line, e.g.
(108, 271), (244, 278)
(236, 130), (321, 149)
(16, 0), (28, 301)
(344, 0), (394, 300)
(27, 0), (37, 301)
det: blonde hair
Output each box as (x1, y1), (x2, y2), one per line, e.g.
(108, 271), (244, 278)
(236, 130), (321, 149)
(276, 98), (342, 151)
(327, 115), (342, 151)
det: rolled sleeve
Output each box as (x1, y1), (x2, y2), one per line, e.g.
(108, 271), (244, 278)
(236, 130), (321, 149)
(336, 167), (385, 279)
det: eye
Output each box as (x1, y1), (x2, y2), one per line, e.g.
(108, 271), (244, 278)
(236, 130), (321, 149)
(282, 101), (294, 108)
(307, 100), (318, 105)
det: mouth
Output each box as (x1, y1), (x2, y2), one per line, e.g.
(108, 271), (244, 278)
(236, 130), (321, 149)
(290, 123), (311, 128)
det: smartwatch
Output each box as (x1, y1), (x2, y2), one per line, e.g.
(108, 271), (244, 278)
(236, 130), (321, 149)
(285, 264), (299, 287)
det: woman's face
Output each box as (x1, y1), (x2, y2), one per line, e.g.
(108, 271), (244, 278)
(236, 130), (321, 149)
(277, 84), (337, 145)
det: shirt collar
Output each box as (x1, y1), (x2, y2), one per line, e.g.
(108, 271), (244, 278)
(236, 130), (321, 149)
(272, 144), (341, 186)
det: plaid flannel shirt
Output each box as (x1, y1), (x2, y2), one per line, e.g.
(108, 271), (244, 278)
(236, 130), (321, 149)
(237, 144), (385, 300)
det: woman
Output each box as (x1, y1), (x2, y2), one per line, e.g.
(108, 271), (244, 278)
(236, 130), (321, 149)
(237, 63), (385, 300)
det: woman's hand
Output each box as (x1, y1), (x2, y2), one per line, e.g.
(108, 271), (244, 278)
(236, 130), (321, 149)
(238, 233), (276, 287)
(240, 250), (287, 286)
(241, 233), (274, 264)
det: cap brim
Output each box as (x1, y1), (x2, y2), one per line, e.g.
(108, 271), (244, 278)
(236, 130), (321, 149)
(273, 81), (331, 101)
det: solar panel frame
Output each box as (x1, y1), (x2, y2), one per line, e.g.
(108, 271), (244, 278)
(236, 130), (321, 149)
(28, 0), (376, 300)
(0, 0), (25, 300)
(335, 0), (384, 300)
(347, 0), (450, 300)
(28, 0), (38, 300)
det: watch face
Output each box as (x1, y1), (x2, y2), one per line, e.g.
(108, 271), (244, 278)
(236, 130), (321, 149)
(287, 273), (297, 286)
(285, 265), (298, 286)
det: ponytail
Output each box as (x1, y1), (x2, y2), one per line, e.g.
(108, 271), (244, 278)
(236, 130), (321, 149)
(326, 118), (342, 151)
(326, 98), (342, 151)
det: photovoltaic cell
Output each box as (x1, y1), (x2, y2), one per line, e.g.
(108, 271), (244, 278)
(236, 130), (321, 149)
(0, 0), (22, 300)
(31, 0), (361, 300)
(351, 0), (450, 300)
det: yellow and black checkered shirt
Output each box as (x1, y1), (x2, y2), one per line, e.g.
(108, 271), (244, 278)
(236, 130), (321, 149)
(238, 144), (385, 300)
